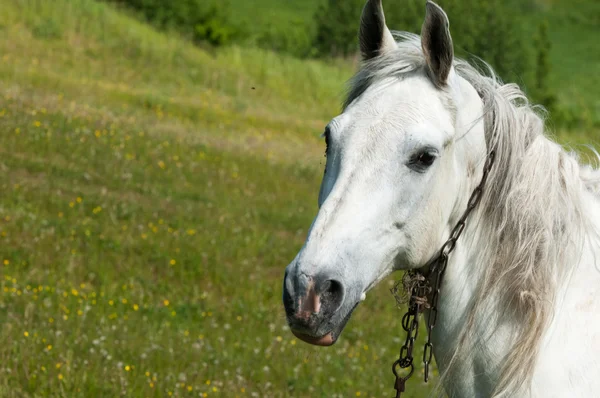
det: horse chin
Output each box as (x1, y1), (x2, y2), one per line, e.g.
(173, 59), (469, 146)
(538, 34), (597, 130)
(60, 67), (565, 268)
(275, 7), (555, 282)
(292, 302), (359, 347)
(292, 330), (336, 346)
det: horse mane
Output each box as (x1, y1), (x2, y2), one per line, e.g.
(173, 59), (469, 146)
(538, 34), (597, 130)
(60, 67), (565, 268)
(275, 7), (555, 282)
(346, 32), (600, 396)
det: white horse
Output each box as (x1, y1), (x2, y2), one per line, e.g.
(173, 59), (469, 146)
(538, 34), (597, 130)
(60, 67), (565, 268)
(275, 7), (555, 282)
(282, 1), (600, 397)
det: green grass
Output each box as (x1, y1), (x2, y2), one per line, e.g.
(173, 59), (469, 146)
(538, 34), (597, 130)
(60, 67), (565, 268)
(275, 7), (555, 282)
(0, 0), (432, 397)
(0, 0), (598, 397)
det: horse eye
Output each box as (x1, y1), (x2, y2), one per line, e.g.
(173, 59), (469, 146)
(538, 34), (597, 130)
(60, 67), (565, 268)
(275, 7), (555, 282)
(323, 127), (331, 157)
(409, 151), (437, 171)
(417, 152), (436, 167)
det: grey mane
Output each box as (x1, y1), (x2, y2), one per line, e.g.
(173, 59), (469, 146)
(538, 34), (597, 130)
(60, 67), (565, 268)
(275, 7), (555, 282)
(346, 32), (600, 397)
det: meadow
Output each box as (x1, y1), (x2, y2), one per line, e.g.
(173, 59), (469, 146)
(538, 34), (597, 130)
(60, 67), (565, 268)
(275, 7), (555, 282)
(0, 0), (598, 397)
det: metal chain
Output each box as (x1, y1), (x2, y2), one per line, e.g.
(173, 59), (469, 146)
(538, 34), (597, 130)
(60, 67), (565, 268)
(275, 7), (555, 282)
(392, 272), (429, 397)
(427, 150), (496, 277)
(393, 150), (495, 397)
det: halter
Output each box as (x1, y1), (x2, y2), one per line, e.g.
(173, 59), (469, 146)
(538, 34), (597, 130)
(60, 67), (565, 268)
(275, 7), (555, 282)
(392, 149), (496, 398)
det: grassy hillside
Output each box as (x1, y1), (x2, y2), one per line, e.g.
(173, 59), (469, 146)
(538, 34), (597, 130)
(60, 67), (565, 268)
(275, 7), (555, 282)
(0, 0), (430, 397)
(0, 0), (597, 397)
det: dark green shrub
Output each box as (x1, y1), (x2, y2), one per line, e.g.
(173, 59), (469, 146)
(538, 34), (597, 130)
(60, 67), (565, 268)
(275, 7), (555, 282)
(194, 4), (237, 46)
(313, 0), (365, 58)
(109, 0), (240, 47)
(256, 19), (316, 59)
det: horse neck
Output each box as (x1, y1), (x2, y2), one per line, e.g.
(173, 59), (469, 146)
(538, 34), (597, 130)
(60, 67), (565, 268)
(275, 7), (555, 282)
(430, 138), (597, 396)
(430, 220), (509, 396)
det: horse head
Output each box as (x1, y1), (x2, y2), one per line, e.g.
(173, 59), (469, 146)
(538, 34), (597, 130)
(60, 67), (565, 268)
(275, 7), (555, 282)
(283, 0), (487, 345)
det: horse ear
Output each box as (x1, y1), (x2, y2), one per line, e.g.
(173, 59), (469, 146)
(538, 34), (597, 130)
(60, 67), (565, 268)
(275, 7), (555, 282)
(359, 0), (396, 60)
(421, 1), (454, 87)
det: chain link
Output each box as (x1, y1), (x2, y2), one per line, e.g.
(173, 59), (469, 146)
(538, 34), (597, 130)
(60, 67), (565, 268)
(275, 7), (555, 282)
(393, 150), (495, 397)
(392, 271), (428, 398)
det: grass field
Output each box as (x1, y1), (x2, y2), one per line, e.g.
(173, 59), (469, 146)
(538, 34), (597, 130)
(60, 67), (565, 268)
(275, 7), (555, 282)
(0, 0), (432, 396)
(0, 0), (597, 397)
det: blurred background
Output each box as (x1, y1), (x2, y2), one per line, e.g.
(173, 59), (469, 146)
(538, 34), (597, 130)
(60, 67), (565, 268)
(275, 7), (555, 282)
(0, 0), (598, 396)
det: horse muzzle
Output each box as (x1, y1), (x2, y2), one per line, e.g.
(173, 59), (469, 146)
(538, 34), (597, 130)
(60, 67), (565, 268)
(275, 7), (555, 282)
(282, 268), (359, 346)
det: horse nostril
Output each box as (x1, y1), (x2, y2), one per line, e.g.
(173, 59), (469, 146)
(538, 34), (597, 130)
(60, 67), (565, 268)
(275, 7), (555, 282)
(320, 279), (344, 314)
(283, 271), (295, 316)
